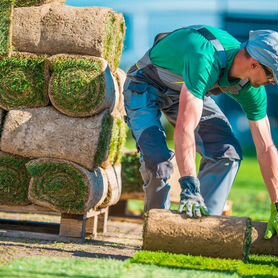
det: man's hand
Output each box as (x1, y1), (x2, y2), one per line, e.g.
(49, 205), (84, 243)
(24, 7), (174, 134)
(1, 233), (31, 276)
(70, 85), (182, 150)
(178, 176), (209, 217)
(264, 202), (278, 239)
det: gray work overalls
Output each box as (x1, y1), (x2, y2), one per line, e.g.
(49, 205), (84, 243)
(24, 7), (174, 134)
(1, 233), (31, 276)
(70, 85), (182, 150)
(124, 26), (244, 215)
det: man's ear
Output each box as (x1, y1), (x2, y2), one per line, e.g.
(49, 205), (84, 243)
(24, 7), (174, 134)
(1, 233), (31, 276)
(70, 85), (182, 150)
(250, 59), (260, 70)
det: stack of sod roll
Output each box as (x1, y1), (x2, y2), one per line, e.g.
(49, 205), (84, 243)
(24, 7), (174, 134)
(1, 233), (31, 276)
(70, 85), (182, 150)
(0, 0), (127, 214)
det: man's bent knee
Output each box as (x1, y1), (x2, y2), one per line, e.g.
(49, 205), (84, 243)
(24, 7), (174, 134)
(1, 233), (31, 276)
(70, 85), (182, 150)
(140, 158), (174, 182)
(137, 126), (173, 174)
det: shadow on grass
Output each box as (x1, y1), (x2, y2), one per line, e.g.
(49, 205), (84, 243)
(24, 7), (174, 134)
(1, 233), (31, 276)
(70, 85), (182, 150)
(73, 250), (130, 260)
(0, 236), (138, 251)
(88, 239), (141, 250)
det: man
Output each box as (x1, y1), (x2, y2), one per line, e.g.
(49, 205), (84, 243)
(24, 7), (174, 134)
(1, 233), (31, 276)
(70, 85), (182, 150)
(123, 25), (278, 239)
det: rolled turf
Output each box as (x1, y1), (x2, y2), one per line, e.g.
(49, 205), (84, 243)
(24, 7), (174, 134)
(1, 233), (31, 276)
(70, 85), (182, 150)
(0, 151), (31, 205)
(48, 54), (118, 117)
(251, 221), (278, 256)
(12, 5), (125, 72)
(143, 209), (252, 260)
(0, 53), (49, 110)
(0, 1), (68, 58)
(1, 107), (126, 170)
(26, 158), (108, 214)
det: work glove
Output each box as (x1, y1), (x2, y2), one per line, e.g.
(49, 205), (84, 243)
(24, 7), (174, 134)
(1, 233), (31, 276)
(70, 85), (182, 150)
(178, 176), (209, 218)
(264, 202), (278, 239)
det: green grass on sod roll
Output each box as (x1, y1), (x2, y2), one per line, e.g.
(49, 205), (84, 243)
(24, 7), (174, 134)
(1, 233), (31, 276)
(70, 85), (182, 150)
(0, 55), (49, 110)
(94, 113), (113, 166)
(14, 0), (46, 6)
(104, 116), (119, 165)
(0, 153), (31, 205)
(109, 118), (127, 166)
(0, 0), (13, 57)
(26, 160), (89, 214)
(49, 56), (106, 117)
(243, 218), (253, 263)
(113, 119), (127, 165)
(103, 13), (125, 72)
(113, 15), (126, 70)
(14, 0), (66, 7)
(94, 115), (126, 167)
(104, 13), (117, 72)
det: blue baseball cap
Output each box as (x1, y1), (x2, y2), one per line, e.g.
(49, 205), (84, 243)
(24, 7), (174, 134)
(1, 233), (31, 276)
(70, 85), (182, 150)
(244, 30), (278, 84)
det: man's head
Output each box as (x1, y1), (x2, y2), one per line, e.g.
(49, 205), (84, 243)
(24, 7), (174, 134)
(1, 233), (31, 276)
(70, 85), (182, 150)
(244, 30), (278, 86)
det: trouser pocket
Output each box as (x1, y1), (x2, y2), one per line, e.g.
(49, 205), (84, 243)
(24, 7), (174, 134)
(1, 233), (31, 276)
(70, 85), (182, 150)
(124, 80), (150, 110)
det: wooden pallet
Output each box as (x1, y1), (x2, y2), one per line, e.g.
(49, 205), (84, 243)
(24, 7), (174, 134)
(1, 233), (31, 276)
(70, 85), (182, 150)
(0, 204), (108, 242)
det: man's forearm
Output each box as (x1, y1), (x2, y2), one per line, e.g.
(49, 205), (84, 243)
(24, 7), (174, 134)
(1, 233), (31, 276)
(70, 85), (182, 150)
(257, 145), (278, 202)
(174, 129), (197, 177)
(175, 84), (203, 178)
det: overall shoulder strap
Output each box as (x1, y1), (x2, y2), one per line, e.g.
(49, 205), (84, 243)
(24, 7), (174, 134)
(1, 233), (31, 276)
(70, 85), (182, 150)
(191, 26), (227, 75)
(192, 26), (249, 93)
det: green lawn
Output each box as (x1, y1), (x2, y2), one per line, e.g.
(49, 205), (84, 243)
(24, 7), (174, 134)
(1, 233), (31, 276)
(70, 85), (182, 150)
(230, 157), (270, 221)
(1, 253), (278, 278)
(132, 251), (278, 277)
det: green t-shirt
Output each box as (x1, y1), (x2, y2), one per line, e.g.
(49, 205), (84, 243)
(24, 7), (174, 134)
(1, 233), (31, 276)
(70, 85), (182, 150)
(149, 26), (267, 121)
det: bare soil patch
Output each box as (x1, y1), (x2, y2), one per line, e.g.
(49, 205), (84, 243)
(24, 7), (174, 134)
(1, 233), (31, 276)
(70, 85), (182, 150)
(0, 212), (143, 265)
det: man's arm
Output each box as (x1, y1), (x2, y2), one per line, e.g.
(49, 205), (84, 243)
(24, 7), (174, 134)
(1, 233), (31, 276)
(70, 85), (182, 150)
(249, 117), (278, 239)
(174, 84), (208, 217)
(174, 84), (203, 177)
(249, 117), (278, 202)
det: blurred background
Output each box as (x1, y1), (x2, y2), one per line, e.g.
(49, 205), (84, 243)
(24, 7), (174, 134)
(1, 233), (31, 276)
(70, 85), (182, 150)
(65, 0), (278, 219)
